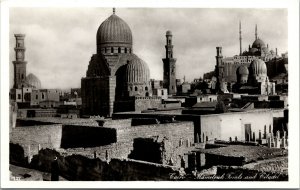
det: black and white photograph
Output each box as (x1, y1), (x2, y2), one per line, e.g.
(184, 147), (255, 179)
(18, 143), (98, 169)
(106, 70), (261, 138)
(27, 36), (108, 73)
(1, 0), (299, 188)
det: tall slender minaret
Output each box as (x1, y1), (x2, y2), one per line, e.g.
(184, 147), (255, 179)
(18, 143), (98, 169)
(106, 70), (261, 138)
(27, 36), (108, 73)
(255, 24), (258, 40)
(13, 34), (27, 89)
(239, 21), (242, 56)
(215, 47), (223, 93)
(162, 30), (177, 95)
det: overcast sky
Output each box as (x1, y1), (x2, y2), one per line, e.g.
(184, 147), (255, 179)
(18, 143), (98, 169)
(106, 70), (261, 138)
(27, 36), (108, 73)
(9, 8), (287, 89)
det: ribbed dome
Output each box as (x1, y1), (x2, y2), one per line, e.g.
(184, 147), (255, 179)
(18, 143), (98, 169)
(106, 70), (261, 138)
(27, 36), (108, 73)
(252, 38), (266, 49)
(26, 73), (41, 89)
(126, 57), (150, 83)
(250, 59), (267, 76)
(237, 65), (249, 75)
(97, 13), (132, 48)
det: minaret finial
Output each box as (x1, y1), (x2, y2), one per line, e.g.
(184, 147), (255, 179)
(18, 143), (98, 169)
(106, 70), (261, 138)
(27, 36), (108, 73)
(255, 24), (258, 40)
(113, 7), (116, 14)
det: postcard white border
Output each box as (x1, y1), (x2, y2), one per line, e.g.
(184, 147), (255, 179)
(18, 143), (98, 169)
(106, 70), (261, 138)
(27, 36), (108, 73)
(1, 0), (299, 188)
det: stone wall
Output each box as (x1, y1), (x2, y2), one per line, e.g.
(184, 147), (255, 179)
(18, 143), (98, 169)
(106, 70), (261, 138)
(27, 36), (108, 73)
(28, 148), (178, 181)
(10, 124), (63, 150)
(116, 121), (194, 147)
(62, 142), (133, 160)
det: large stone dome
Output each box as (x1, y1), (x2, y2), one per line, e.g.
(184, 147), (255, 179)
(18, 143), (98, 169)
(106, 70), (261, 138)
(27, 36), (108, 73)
(125, 56), (150, 84)
(97, 12), (133, 53)
(252, 38), (266, 49)
(250, 59), (267, 76)
(26, 73), (41, 89)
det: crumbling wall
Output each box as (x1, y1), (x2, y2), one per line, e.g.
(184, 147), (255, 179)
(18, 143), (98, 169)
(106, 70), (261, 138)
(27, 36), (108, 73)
(29, 148), (178, 181)
(61, 142), (133, 160)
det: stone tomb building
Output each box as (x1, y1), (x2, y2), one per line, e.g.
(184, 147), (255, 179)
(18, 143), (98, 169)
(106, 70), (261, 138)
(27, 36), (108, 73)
(81, 9), (166, 117)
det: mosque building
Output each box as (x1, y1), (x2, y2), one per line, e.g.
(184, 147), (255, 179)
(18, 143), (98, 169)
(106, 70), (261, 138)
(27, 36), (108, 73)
(213, 22), (288, 94)
(10, 34), (62, 108)
(81, 9), (174, 117)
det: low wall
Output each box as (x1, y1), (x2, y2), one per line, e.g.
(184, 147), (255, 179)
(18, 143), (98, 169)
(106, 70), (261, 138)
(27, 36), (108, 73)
(116, 121), (194, 147)
(29, 148), (178, 181)
(10, 124), (63, 150)
(62, 142), (133, 160)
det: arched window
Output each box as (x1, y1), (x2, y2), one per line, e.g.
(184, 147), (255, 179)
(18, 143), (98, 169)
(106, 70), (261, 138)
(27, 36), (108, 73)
(118, 47), (121, 53)
(130, 86), (133, 91)
(111, 47), (114, 53)
(135, 86), (138, 91)
(129, 49), (132, 53)
(145, 86), (148, 91)
(145, 92), (149, 97)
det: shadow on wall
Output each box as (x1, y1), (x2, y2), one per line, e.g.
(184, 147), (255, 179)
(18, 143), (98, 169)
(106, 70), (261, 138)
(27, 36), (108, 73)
(10, 143), (29, 167)
(60, 125), (117, 149)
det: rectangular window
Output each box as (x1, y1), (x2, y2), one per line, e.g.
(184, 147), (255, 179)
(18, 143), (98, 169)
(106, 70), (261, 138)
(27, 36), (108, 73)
(18, 94), (21, 99)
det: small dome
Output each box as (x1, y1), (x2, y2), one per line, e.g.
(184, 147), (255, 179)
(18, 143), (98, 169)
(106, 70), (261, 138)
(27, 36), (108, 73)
(237, 65), (249, 75)
(249, 47), (258, 54)
(252, 38), (266, 49)
(126, 56), (150, 84)
(250, 59), (267, 76)
(97, 13), (132, 50)
(166, 30), (172, 35)
(26, 73), (41, 89)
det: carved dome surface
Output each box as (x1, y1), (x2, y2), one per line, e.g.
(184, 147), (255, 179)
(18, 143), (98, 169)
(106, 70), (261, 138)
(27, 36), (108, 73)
(237, 65), (249, 75)
(97, 13), (133, 49)
(126, 56), (150, 84)
(26, 73), (41, 89)
(252, 38), (266, 49)
(250, 59), (267, 76)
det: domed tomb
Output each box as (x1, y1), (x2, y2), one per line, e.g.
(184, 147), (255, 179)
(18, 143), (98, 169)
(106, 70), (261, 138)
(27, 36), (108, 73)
(236, 65), (249, 84)
(25, 73), (41, 89)
(97, 11), (133, 54)
(249, 59), (267, 83)
(125, 56), (151, 97)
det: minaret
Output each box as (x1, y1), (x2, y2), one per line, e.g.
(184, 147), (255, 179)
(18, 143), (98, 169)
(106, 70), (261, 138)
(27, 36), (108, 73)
(13, 34), (27, 89)
(239, 21), (242, 56)
(215, 47), (223, 93)
(162, 30), (177, 95)
(255, 24), (258, 40)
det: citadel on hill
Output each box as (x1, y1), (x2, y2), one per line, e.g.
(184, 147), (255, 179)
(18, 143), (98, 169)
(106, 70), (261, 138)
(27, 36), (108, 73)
(9, 9), (289, 181)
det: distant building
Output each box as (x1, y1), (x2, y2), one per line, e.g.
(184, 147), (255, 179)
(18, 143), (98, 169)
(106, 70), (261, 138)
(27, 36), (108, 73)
(205, 23), (287, 94)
